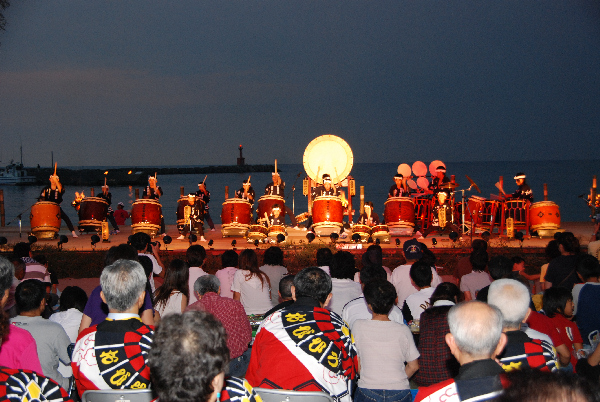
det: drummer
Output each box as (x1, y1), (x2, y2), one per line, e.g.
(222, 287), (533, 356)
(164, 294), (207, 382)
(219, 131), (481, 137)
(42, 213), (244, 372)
(428, 165), (450, 195)
(265, 203), (285, 227)
(97, 184), (120, 234)
(421, 189), (460, 238)
(142, 175), (165, 235)
(177, 194), (207, 242)
(39, 174), (78, 238)
(312, 173), (340, 198)
(388, 173), (410, 198)
(358, 201), (380, 226)
(195, 181), (215, 232)
(235, 179), (256, 205)
(264, 172), (298, 228)
(507, 172), (534, 203)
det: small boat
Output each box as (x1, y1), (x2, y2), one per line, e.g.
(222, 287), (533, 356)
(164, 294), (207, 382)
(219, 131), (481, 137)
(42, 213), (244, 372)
(0, 160), (37, 185)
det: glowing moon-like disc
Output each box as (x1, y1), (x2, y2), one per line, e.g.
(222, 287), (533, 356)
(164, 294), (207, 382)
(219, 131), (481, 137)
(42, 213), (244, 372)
(303, 135), (354, 183)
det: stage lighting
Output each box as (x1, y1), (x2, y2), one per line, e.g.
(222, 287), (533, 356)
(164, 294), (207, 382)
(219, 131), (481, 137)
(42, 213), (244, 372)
(330, 233), (339, 243)
(431, 238), (437, 246)
(395, 238), (400, 247)
(352, 233), (361, 243)
(515, 231), (524, 242)
(163, 235), (172, 245)
(57, 235), (69, 251)
(0, 237), (7, 245)
(449, 231), (458, 242)
(189, 234), (198, 244)
(306, 233), (315, 244)
(208, 239), (214, 250)
(276, 234), (285, 244)
(28, 235), (37, 244)
(254, 239), (259, 248)
(231, 239), (237, 249)
(91, 235), (100, 249)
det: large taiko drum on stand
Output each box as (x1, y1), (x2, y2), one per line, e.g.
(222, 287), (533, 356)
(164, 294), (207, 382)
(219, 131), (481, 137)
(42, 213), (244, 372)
(30, 201), (61, 239)
(384, 197), (415, 236)
(257, 195), (285, 221)
(221, 198), (252, 237)
(78, 197), (109, 232)
(530, 201), (560, 236)
(131, 199), (162, 237)
(176, 197), (205, 233)
(312, 196), (344, 236)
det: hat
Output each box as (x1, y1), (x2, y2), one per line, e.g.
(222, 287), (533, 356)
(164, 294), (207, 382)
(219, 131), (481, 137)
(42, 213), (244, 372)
(272, 203), (281, 211)
(435, 166), (446, 173)
(514, 173), (526, 180)
(118, 202), (124, 207)
(187, 193), (196, 197)
(403, 239), (423, 260)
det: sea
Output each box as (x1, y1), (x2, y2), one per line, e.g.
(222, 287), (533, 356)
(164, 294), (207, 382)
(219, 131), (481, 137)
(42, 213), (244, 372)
(0, 160), (598, 229)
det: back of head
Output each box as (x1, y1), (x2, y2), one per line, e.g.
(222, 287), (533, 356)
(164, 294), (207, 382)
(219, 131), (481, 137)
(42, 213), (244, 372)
(330, 251), (356, 280)
(430, 282), (461, 305)
(472, 239), (488, 252)
(469, 250), (489, 272)
(194, 275), (221, 297)
(363, 245), (383, 267)
(359, 264), (387, 285)
(577, 254), (600, 281)
(13, 242), (31, 259)
(138, 255), (154, 279)
(104, 244), (138, 266)
(316, 247), (333, 267)
(363, 280), (397, 315)
(239, 249), (258, 272)
(0, 256), (14, 296)
(410, 260), (433, 288)
(160, 259), (190, 297)
(542, 287), (572, 318)
(15, 279), (45, 313)
(557, 232), (580, 254)
(544, 240), (561, 261)
(263, 246), (284, 266)
(278, 275), (295, 300)
(149, 310), (229, 402)
(420, 248), (437, 267)
(100, 259), (147, 312)
(488, 279), (530, 329)
(220, 250), (238, 268)
(488, 256), (513, 280)
(129, 232), (152, 252)
(186, 245), (207, 267)
(448, 301), (503, 358)
(293, 267), (332, 304)
(59, 286), (88, 312)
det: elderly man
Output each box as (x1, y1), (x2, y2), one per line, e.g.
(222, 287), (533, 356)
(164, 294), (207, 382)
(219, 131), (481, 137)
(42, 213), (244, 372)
(185, 275), (252, 377)
(72, 259), (154, 396)
(415, 301), (508, 402)
(488, 279), (557, 372)
(246, 267), (358, 402)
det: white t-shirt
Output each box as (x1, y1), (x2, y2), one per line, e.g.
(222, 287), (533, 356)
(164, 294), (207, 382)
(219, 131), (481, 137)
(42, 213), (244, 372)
(328, 278), (363, 316)
(49, 308), (83, 343)
(405, 287), (435, 321)
(353, 319), (419, 390)
(139, 252), (162, 292)
(216, 267), (238, 299)
(342, 296), (404, 330)
(319, 265), (331, 276)
(231, 270), (272, 315)
(259, 265), (288, 306)
(155, 291), (185, 317)
(460, 270), (492, 300)
(390, 264), (441, 307)
(188, 266), (208, 303)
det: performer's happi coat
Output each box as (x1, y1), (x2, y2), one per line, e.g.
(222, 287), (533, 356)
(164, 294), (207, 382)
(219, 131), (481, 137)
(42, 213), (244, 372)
(246, 299), (358, 402)
(71, 318), (154, 396)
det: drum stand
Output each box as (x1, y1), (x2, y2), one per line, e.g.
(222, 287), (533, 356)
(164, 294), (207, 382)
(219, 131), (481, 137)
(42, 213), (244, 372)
(458, 186), (476, 242)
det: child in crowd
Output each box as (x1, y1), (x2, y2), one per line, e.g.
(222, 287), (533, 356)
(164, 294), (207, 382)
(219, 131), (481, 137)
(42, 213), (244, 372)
(353, 280), (419, 402)
(543, 287), (583, 370)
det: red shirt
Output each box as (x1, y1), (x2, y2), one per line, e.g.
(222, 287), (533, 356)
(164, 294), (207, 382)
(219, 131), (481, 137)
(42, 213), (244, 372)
(526, 311), (564, 347)
(185, 292), (252, 359)
(549, 314), (583, 368)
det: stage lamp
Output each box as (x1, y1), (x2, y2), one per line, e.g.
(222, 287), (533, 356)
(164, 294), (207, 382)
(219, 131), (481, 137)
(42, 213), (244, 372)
(163, 235), (172, 245)
(449, 231), (459, 242)
(208, 239), (214, 250)
(28, 235), (37, 244)
(352, 233), (361, 243)
(127, 235), (133, 245)
(231, 239), (237, 249)
(515, 231), (524, 242)
(189, 234), (197, 244)
(395, 238), (400, 248)
(0, 237), (7, 245)
(91, 235), (100, 249)
(254, 239), (259, 248)
(330, 233), (339, 243)
(306, 233), (315, 244)
(57, 235), (69, 251)
(276, 234), (285, 244)
(431, 238), (437, 246)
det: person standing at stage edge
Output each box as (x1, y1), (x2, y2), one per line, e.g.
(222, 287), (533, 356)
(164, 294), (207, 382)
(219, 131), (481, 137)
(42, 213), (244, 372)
(39, 173), (78, 238)
(195, 181), (215, 232)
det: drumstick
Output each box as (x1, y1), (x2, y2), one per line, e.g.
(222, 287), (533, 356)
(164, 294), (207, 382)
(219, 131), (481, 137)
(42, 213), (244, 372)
(264, 212), (270, 227)
(53, 163), (57, 176)
(495, 182), (506, 195)
(202, 175), (207, 185)
(248, 175), (251, 183)
(275, 159), (277, 174)
(104, 177), (107, 187)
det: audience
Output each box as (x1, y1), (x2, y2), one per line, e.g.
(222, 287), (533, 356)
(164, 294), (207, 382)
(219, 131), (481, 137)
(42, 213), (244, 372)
(13, 242), (51, 283)
(186, 244), (208, 303)
(544, 232), (580, 289)
(263, 274), (295, 317)
(454, 239), (488, 282)
(539, 239), (562, 287)
(246, 267), (358, 402)
(4, 257), (24, 318)
(216, 249), (239, 299)
(402, 260), (435, 322)
(353, 280), (418, 402)
(316, 247), (333, 275)
(354, 245), (392, 282)
(154, 258), (189, 318)
(50, 285), (88, 343)
(460, 250), (491, 301)
(231, 249), (272, 315)
(130, 232), (165, 292)
(148, 310), (260, 402)
(185, 275), (252, 378)
(72, 259), (154, 395)
(588, 223), (600, 260)
(328, 251), (362, 316)
(573, 254), (600, 344)
(476, 255), (513, 302)
(259, 246), (288, 305)
(488, 279), (557, 372)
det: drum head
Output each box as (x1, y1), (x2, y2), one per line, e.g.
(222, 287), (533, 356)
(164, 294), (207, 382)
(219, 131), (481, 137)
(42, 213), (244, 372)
(303, 134), (353, 183)
(412, 161), (427, 177)
(407, 179), (418, 190)
(397, 163), (412, 177)
(417, 177), (429, 189)
(429, 160), (445, 176)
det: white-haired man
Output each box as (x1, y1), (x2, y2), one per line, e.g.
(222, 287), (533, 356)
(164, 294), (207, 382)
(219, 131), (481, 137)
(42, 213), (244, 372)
(72, 259), (154, 396)
(488, 279), (557, 372)
(415, 301), (507, 402)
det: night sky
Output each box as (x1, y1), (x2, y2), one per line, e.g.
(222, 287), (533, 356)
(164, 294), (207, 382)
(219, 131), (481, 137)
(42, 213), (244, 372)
(1, 1), (599, 167)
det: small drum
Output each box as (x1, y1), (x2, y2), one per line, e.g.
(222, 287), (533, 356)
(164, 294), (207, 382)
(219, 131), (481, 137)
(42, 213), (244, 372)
(131, 199), (162, 237)
(176, 197), (205, 232)
(247, 224), (268, 241)
(371, 224), (391, 243)
(30, 201), (61, 239)
(221, 198), (252, 237)
(257, 195), (285, 221)
(352, 224), (371, 242)
(268, 224), (286, 237)
(530, 201), (560, 232)
(312, 196), (343, 236)
(78, 197), (109, 232)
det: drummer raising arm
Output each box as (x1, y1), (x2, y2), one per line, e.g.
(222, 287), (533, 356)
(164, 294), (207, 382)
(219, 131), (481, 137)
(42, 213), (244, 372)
(265, 172), (285, 196)
(97, 184), (120, 234)
(389, 173), (409, 198)
(143, 176), (163, 199)
(311, 173), (340, 198)
(39, 174), (78, 238)
(507, 172), (534, 203)
(235, 179), (256, 205)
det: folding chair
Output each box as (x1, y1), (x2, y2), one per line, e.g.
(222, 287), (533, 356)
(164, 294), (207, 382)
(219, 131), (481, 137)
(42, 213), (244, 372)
(81, 389), (154, 402)
(254, 387), (335, 402)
